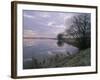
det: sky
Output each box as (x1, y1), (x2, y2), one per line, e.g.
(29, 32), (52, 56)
(23, 10), (77, 38)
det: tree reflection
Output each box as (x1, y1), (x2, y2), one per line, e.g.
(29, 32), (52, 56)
(57, 40), (64, 47)
(57, 33), (65, 47)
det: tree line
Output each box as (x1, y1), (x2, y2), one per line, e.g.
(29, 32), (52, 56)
(57, 14), (91, 50)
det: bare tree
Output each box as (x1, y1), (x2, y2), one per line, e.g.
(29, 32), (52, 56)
(65, 14), (91, 50)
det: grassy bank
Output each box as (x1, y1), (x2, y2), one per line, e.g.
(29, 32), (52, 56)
(63, 48), (91, 67)
(24, 48), (90, 69)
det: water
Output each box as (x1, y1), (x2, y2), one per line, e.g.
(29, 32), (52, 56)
(23, 39), (79, 69)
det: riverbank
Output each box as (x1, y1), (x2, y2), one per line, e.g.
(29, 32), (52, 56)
(23, 48), (90, 69)
(63, 48), (91, 67)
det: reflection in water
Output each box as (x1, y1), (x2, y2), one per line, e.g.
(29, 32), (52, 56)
(23, 39), (79, 69)
(23, 39), (79, 58)
(23, 39), (36, 46)
(57, 40), (64, 47)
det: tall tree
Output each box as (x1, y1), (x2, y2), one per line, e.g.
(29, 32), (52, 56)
(66, 14), (91, 50)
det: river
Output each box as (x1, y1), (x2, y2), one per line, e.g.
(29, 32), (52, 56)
(23, 39), (79, 69)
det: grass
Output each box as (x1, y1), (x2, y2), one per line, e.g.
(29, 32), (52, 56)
(63, 48), (91, 67)
(24, 48), (91, 69)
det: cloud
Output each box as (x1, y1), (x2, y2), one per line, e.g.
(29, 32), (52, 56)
(47, 22), (55, 26)
(48, 23), (66, 29)
(23, 39), (36, 46)
(23, 30), (37, 37)
(46, 24), (66, 36)
(39, 12), (50, 18)
(55, 25), (66, 28)
(24, 14), (35, 19)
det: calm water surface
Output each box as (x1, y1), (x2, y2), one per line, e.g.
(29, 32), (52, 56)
(23, 39), (78, 67)
(23, 39), (79, 60)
